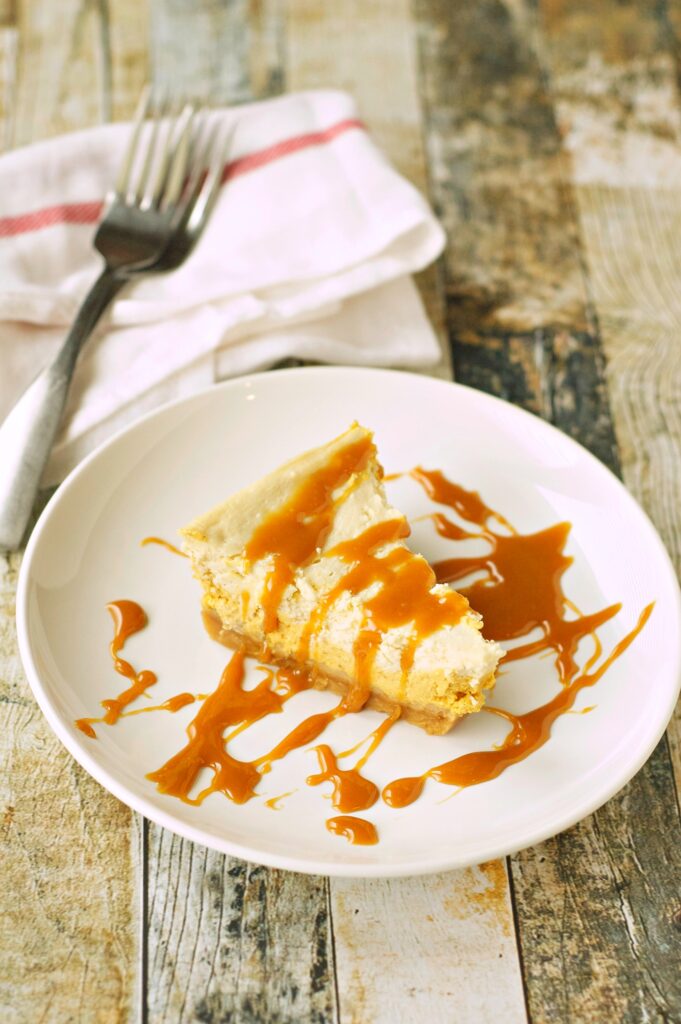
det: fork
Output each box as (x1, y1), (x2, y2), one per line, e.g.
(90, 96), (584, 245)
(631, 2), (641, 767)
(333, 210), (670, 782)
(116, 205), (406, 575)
(0, 90), (230, 551)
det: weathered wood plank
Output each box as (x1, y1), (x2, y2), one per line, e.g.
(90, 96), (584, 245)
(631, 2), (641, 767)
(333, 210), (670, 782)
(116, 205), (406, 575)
(0, 514), (141, 1023)
(539, 0), (681, 799)
(0, 5), (149, 1020)
(107, 0), (150, 122)
(331, 864), (526, 1024)
(12, 0), (106, 144)
(0, 1), (18, 150)
(286, 4), (525, 1022)
(150, 0), (252, 103)
(285, 0), (451, 379)
(529, 5), (681, 1015)
(514, 752), (681, 1022)
(147, 829), (336, 1024)
(414, 0), (681, 1020)
(144, 6), (341, 1023)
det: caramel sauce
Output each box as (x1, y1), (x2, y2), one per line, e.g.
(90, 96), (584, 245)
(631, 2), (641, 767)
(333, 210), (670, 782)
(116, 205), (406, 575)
(255, 703), (344, 769)
(307, 744), (379, 813)
(264, 790), (295, 810)
(417, 470), (621, 685)
(75, 600), (157, 737)
(82, 458), (653, 851)
(246, 443), (469, 710)
(326, 815), (378, 845)
(244, 435), (374, 632)
(337, 707), (401, 767)
(123, 692), (197, 716)
(383, 604), (653, 807)
(141, 536), (188, 557)
(147, 652), (290, 804)
(295, 514), (469, 710)
(410, 467), (512, 530)
(75, 718), (97, 739)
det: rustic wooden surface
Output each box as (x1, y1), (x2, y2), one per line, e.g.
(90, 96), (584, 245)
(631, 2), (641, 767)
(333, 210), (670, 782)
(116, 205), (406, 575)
(1, 1), (680, 1022)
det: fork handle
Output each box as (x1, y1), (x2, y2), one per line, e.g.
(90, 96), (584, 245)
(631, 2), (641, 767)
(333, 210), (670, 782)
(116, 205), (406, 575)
(0, 267), (126, 551)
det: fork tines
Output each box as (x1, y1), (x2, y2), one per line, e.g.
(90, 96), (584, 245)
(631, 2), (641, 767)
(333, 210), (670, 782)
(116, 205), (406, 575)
(115, 87), (232, 229)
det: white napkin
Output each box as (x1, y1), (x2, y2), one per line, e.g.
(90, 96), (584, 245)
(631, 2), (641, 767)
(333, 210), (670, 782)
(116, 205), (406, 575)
(0, 90), (445, 484)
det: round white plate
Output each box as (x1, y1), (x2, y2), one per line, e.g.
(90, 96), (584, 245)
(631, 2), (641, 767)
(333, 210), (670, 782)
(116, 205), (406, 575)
(17, 367), (681, 877)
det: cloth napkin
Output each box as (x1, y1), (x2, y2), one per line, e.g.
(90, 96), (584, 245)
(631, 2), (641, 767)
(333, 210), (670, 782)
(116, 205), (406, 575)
(0, 90), (445, 485)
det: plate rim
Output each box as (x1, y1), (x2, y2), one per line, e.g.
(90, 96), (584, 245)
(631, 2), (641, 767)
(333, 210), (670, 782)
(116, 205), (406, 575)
(16, 365), (681, 877)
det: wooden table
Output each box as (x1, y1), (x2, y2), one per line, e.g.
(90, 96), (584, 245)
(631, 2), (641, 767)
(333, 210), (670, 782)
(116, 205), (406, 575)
(2, 2), (680, 1021)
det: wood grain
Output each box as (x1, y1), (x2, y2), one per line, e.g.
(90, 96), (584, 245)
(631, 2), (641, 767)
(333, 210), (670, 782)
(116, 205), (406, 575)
(285, 0), (451, 379)
(147, 829), (336, 1023)
(0, 509), (140, 1023)
(150, 0), (252, 103)
(331, 865), (526, 1024)
(143, 6), (343, 1023)
(107, 0), (150, 122)
(285, 6), (525, 1023)
(5, 2), (681, 1022)
(0, 4), (147, 1020)
(540, 0), (681, 798)
(12, 0), (109, 144)
(415, 0), (681, 1020)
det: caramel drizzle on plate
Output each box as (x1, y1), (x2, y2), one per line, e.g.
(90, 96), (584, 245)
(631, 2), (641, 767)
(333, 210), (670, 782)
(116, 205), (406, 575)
(146, 652), (316, 805)
(307, 745), (379, 813)
(147, 652), (272, 804)
(124, 692), (197, 716)
(383, 603), (653, 807)
(77, 464), (653, 847)
(75, 600), (158, 737)
(326, 815), (378, 845)
(141, 536), (188, 558)
(264, 790), (296, 811)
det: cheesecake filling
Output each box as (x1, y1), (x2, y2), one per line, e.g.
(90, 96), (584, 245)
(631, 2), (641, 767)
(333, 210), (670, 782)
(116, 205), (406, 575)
(182, 424), (503, 733)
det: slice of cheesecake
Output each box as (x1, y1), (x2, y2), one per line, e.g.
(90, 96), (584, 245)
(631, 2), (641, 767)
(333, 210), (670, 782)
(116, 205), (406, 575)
(181, 424), (502, 734)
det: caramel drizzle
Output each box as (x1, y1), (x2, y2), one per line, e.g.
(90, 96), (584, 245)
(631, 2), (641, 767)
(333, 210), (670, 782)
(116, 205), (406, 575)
(246, 441), (470, 714)
(146, 652), (316, 805)
(305, 708), (401, 815)
(414, 469), (621, 685)
(337, 707), (401, 767)
(123, 692), (197, 716)
(383, 604), (653, 807)
(244, 435), (375, 632)
(147, 652), (269, 804)
(146, 658), (397, 814)
(79, 463), (653, 851)
(75, 600), (157, 738)
(141, 536), (188, 558)
(264, 791), (295, 810)
(307, 745), (379, 813)
(254, 702), (344, 770)
(326, 815), (378, 845)
(297, 517), (469, 656)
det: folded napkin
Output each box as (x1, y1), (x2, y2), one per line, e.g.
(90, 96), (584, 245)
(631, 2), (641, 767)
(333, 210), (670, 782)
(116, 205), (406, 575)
(0, 90), (445, 484)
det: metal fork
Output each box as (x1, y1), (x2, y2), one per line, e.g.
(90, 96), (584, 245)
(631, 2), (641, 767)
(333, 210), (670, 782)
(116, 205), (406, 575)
(0, 90), (230, 551)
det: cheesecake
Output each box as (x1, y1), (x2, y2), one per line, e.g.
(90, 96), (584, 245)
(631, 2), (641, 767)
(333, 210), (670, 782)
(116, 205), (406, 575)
(181, 424), (502, 734)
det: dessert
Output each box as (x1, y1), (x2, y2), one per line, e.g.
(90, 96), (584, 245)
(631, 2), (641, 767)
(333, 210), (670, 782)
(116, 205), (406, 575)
(74, 450), (653, 847)
(180, 423), (502, 734)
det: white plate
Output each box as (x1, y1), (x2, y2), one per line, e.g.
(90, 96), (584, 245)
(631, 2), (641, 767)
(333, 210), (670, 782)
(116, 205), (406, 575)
(17, 367), (681, 877)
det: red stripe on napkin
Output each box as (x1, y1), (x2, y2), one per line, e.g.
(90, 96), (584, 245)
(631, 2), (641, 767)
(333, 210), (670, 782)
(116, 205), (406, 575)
(223, 117), (364, 181)
(0, 117), (364, 239)
(0, 200), (104, 238)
